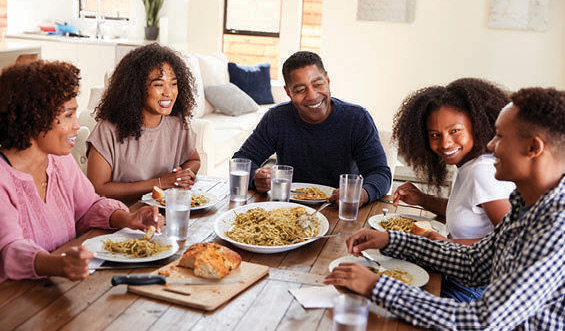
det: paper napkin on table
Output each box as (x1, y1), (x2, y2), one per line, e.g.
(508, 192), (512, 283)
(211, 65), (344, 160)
(289, 286), (340, 308)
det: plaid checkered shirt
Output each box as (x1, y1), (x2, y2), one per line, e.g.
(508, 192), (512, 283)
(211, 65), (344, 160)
(376, 176), (565, 330)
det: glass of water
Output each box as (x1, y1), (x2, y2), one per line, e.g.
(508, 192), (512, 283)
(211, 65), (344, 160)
(332, 293), (370, 331)
(339, 174), (363, 221)
(229, 158), (251, 202)
(270, 165), (293, 202)
(165, 188), (192, 241)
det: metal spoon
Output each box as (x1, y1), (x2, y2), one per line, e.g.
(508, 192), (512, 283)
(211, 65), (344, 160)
(298, 202), (331, 229)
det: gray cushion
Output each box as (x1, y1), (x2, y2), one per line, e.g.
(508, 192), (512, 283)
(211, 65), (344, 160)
(205, 83), (260, 116)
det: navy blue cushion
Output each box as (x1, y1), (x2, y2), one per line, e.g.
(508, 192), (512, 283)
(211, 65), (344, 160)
(228, 62), (274, 105)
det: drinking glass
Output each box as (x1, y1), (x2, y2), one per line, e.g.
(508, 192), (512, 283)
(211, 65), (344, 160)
(339, 174), (363, 221)
(270, 165), (293, 202)
(229, 158), (251, 202)
(165, 188), (192, 240)
(332, 293), (369, 331)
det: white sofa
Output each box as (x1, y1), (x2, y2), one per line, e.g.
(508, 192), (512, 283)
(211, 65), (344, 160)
(73, 52), (289, 176)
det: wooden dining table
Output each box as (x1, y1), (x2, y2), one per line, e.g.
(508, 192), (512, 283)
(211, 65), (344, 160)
(0, 176), (441, 331)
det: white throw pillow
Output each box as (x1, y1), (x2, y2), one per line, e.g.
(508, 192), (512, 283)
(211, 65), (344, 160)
(182, 54), (206, 118)
(205, 83), (260, 116)
(195, 52), (229, 115)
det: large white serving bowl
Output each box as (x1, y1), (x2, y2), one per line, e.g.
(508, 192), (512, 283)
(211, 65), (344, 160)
(214, 201), (330, 254)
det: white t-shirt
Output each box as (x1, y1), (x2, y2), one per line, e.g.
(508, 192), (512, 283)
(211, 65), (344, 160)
(446, 154), (515, 239)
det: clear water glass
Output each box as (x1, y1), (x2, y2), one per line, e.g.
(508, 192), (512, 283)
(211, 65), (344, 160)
(270, 165), (293, 202)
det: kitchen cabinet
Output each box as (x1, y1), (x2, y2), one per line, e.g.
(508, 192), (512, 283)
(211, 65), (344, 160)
(6, 34), (143, 115)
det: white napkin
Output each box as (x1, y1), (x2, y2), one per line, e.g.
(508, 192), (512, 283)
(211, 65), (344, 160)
(289, 286), (340, 308)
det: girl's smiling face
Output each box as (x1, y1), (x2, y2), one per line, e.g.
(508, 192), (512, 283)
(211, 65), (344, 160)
(426, 106), (475, 167)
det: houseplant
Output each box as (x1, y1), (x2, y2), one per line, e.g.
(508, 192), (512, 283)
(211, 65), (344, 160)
(143, 0), (164, 40)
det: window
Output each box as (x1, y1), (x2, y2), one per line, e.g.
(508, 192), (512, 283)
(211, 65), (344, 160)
(224, 0), (281, 37)
(79, 0), (130, 20)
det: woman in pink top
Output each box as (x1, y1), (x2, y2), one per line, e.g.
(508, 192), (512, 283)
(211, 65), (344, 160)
(0, 60), (164, 283)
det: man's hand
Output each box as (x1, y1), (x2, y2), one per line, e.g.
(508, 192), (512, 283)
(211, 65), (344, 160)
(323, 262), (380, 297)
(346, 228), (389, 256)
(254, 168), (272, 193)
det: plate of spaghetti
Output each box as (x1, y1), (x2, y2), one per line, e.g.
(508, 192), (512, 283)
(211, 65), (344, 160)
(329, 255), (429, 287)
(82, 231), (179, 263)
(290, 183), (334, 204)
(141, 191), (219, 211)
(368, 213), (448, 237)
(214, 202), (330, 254)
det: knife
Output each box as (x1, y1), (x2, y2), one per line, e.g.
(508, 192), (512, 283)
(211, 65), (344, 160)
(111, 274), (243, 286)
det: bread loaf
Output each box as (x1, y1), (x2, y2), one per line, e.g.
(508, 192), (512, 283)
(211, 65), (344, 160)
(179, 242), (241, 279)
(152, 186), (166, 206)
(411, 221), (433, 236)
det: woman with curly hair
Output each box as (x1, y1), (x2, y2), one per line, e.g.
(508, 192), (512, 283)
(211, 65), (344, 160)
(87, 43), (200, 202)
(391, 78), (516, 302)
(0, 60), (163, 283)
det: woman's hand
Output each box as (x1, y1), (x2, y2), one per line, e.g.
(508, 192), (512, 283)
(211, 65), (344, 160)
(36, 246), (95, 281)
(59, 246), (95, 281)
(346, 229), (389, 256)
(392, 182), (425, 207)
(254, 168), (271, 193)
(159, 167), (196, 189)
(110, 206), (164, 232)
(323, 262), (380, 297)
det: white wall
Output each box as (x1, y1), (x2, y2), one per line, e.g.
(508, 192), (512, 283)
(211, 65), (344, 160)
(321, 0), (565, 130)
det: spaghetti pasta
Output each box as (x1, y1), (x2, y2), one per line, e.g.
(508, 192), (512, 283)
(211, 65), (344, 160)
(102, 238), (171, 258)
(368, 266), (413, 285)
(225, 207), (321, 246)
(292, 187), (328, 200)
(379, 216), (415, 233)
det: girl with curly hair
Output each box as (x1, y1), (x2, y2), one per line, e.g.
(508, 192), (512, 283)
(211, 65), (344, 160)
(0, 60), (163, 283)
(87, 43), (200, 202)
(392, 78), (516, 302)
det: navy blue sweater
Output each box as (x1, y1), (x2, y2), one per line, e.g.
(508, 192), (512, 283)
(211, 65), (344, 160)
(233, 98), (391, 203)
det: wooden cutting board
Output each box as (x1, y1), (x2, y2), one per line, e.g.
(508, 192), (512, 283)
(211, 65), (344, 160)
(127, 259), (269, 311)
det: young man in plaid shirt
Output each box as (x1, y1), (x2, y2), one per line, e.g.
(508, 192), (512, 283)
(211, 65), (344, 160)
(325, 87), (565, 330)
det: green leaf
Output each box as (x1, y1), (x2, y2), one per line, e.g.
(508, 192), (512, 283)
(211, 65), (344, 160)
(143, 0), (164, 27)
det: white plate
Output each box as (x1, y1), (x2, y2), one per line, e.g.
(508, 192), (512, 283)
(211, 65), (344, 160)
(368, 213), (448, 237)
(214, 201), (330, 254)
(289, 182), (335, 204)
(141, 191), (220, 211)
(329, 255), (429, 287)
(82, 232), (179, 263)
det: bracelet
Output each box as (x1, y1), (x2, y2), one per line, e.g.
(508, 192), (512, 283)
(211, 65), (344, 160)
(158, 177), (162, 188)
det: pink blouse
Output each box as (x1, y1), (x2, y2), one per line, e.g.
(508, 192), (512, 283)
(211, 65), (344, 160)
(0, 154), (128, 282)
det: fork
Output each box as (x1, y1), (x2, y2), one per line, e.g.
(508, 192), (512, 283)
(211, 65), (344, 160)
(361, 252), (385, 271)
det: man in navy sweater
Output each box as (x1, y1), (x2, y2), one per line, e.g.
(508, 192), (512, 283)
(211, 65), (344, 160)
(233, 51), (391, 205)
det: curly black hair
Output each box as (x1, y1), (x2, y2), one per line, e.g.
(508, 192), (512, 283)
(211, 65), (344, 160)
(511, 87), (565, 157)
(282, 51), (326, 87)
(392, 78), (509, 189)
(95, 43), (195, 143)
(0, 60), (80, 150)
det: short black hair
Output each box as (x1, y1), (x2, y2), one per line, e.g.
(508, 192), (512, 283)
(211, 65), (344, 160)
(511, 87), (565, 157)
(95, 43), (195, 143)
(0, 60), (80, 150)
(282, 51), (326, 87)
